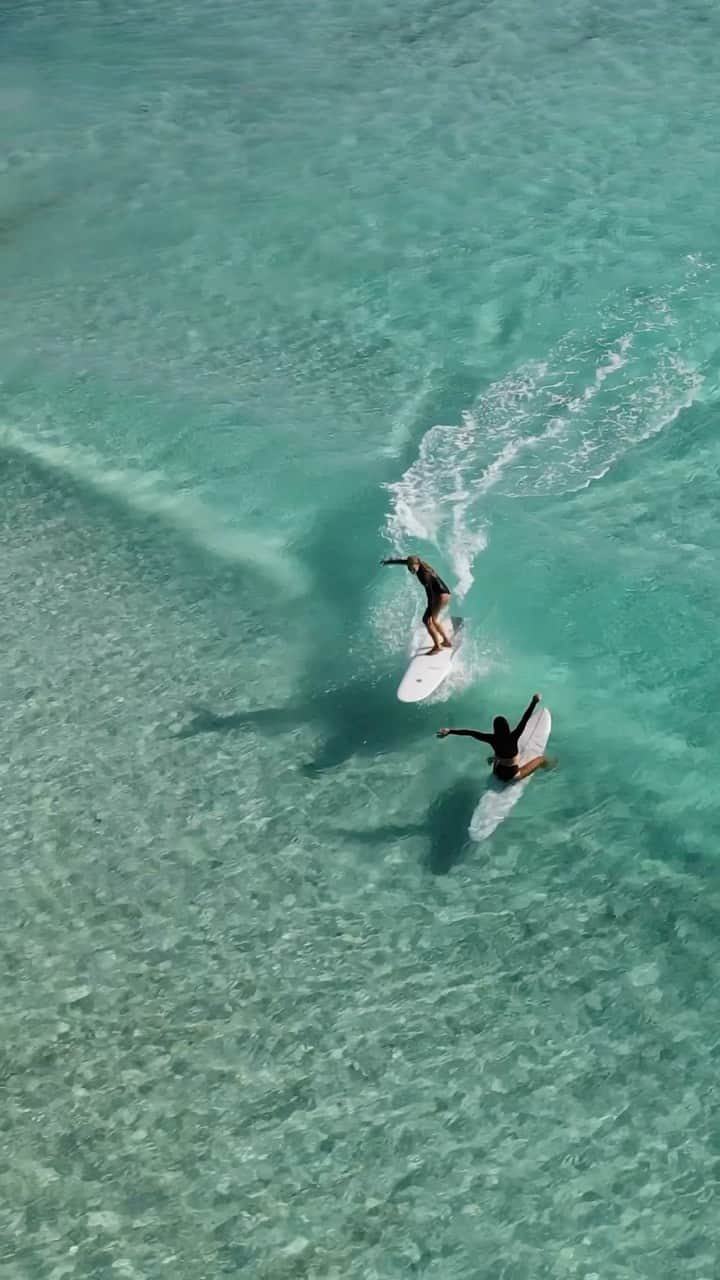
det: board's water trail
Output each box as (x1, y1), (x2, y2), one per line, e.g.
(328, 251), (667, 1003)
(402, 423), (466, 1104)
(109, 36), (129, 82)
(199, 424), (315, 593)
(383, 280), (706, 606)
(0, 426), (310, 596)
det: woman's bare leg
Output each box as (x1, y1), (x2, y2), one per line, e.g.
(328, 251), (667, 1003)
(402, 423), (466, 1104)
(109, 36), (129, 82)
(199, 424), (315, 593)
(422, 611), (442, 653)
(513, 756), (555, 781)
(432, 593), (452, 648)
(422, 602), (447, 653)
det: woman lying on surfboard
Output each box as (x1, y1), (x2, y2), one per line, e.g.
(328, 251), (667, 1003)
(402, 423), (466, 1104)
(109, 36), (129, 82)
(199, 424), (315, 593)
(380, 554), (452, 655)
(436, 693), (554, 782)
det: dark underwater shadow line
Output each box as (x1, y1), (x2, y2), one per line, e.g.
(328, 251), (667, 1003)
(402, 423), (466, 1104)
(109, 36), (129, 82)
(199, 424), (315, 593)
(0, 195), (63, 246)
(423, 777), (480, 874)
(333, 775), (481, 876)
(173, 672), (435, 772)
(173, 704), (293, 739)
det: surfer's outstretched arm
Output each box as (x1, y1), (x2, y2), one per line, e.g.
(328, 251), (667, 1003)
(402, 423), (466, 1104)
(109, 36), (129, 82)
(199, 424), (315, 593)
(512, 693), (541, 740)
(436, 728), (494, 744)
(380, 557), (409, 566)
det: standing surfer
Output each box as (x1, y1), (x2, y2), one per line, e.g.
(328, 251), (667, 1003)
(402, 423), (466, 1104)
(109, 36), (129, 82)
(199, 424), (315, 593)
(381, 554), (452, 655)
(436, 693), (554, 782)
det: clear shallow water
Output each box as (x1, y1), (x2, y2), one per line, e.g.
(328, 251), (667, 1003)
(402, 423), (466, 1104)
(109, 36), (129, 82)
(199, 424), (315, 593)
(3, 0), (720, 1275)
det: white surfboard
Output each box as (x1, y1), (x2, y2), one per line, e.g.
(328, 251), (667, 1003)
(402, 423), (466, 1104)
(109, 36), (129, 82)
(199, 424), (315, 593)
(469, 706), (551, 841)
(397, 617), (464, 703)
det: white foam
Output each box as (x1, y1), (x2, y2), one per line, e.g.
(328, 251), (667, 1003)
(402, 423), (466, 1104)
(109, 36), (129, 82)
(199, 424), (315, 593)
(568, 332), (634, 409)
(383, 280), (705, 607)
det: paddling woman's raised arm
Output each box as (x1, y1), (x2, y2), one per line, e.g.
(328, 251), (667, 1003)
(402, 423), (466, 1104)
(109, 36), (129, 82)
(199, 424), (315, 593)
(512, 693), (541, 742)
(436, 728), (495, 745)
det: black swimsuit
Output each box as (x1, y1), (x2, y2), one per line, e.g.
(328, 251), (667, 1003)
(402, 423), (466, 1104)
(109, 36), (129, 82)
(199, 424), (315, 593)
(417, 564), (451, 597)
(493, 761), (520, 781)
(488, 730), (522, 781)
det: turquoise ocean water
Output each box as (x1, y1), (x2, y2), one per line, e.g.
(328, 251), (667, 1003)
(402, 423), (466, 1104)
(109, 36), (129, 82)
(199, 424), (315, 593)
(4, 0), (720, 1274)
